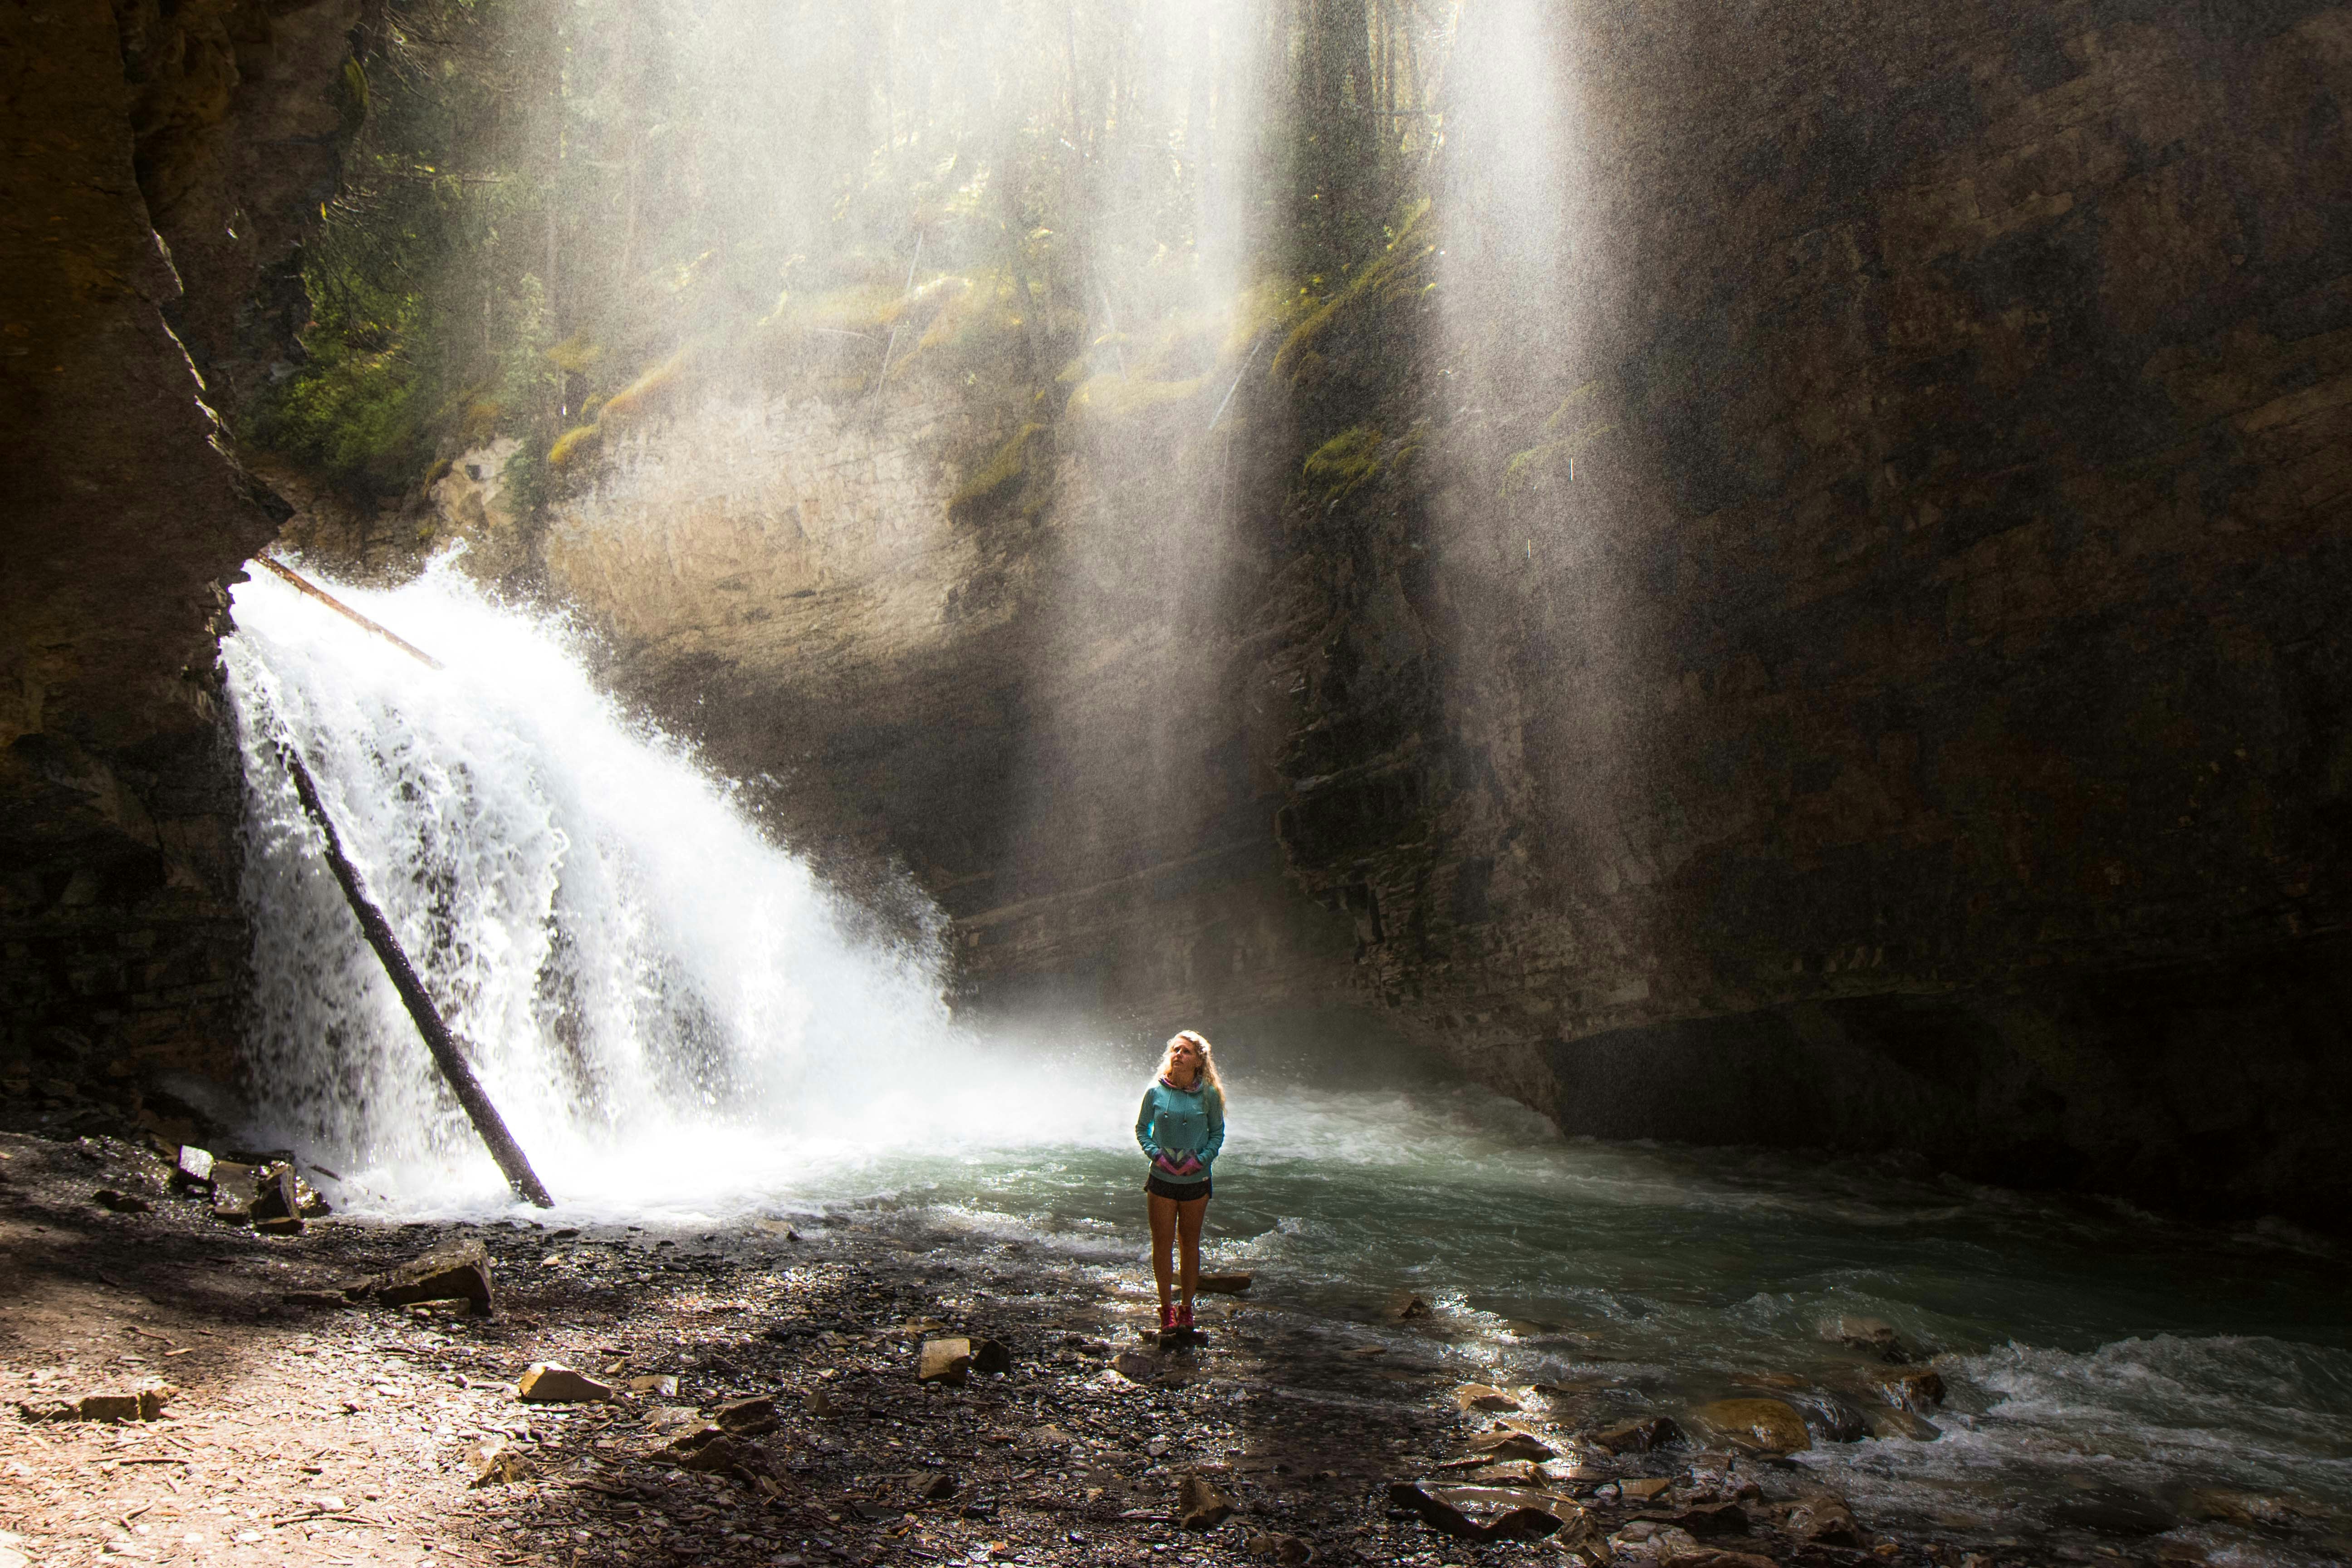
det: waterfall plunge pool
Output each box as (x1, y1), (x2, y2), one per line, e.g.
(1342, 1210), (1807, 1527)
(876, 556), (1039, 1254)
(220, 559), (2352, 1566)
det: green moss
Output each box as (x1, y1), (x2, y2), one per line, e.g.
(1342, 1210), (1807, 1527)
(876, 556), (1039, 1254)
(1271, 199), (1435, 386)
(1067, 371), (1210, 421)
(547, 423), (603, 467)
(948, 422), (1045, 523)
(1499, 382), (1613, 500)
(1303, 425), (1384, 500)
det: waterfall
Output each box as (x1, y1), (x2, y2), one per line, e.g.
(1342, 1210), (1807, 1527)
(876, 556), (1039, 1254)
(221, 555), (969, 1217)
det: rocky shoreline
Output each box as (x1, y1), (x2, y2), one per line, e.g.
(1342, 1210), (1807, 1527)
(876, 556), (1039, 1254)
(0, 1127), (2263, 1568)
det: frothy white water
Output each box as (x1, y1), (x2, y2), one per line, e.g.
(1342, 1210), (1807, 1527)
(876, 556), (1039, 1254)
(223, 556), (1129, 1217)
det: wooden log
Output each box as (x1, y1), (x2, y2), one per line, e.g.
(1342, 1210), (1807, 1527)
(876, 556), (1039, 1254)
(275, 739), (554, 1207)
(255, 556), (445, 670)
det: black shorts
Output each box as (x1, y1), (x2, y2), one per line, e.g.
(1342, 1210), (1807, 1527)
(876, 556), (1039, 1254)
(1145, 1172), (1211, 1202)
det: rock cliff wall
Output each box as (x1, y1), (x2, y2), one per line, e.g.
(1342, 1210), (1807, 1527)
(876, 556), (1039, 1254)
(1, 0), (362, 1127)
(1264, 0), (2352, 1223)
(514, 0), (2352, 1223)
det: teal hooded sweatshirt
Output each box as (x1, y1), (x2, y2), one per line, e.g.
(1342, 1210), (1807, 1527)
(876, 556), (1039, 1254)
(1136, 1077), (1225, 1178)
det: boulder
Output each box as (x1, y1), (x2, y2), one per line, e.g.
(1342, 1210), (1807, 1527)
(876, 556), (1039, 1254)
(1177, 1473), (1235, 1531)
(516, 1363), (613, 1403)
(1387, 1482), (1583, 1543)
(1196, 1273), (1253, 1295)
(1878, 1368), (1944, 1410)
(1784, 1494), (1861, 1546)
(919, 1338), (974, 1385)
(1785, 1390), (1869, 1443)
(1587, 1415), (1682, 1454)
(207, 1162), (259, 1222)
(1822, 1316), (1909, 1363)
(352, 1239), (493, 1313)
(1112, 1351), (1161, 1385)
(714, 1396), (778, 1436)
(91, 1189), (151, 1214)
(1454, 1383), (1519, 1412)
(1862, 1406), (1940, 1442)
(1690, 1399), (1812, 1455)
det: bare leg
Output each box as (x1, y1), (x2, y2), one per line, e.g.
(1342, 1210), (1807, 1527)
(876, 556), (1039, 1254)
(1147, 1192), (1178, 1315)
(1176, 1196), (1208, 1313)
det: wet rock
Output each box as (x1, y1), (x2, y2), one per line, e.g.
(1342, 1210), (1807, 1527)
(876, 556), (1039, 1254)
(516, 1363), (613, 1403)
(1784, 1494), (1861, 1546)
(1823, 1316), (1910, 1363)
(2050, 1486), (2173, 1537)
(1196, 1273), (1253, 1294)
(1861, 1406), (1940, 1441)
(1653, 1501), (1750, 1538)
(1617, 1478), (1673, 1502)
(465, 1434), (529, 1487)
(1588, 1415), (1683, 1454)
(1245, 1532), (1314, 1564)
(1177, 1472), (1234, 1530)
(919, 1338), (974, 1385)
(91, 1189), (150, 1214)
(1690, 1399), (1812, 1454)
(2181, 1488), (2328, 1527)
(1455, 1383), (1519, 1412)
(1465, 1430), (1555, 1461)
(250, 1163), (303, 1229)
(1391, 1294), (1434, 1320)
(1877, 1368), (1944, 1410)
(1785, 1390), (1870, 1443)
(207, 1162), (259, 1223)
(715, 1395), (778, 1436)
(173, 1147), (218, 1188)
(1112, 1351), (1161, 1384)
(1661, 1551), (1781, 1568)
(1388, 1481), (1583, 1542)
(351, 1239), (493, 1313)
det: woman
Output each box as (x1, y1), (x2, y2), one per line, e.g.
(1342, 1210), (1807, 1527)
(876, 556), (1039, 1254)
(1135, 1028), (1225, 1335)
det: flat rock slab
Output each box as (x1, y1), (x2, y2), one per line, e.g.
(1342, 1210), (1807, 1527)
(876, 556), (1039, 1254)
(1388, 1481), (1582, 1542)
(352, 1239), (493, 1312)
(1465, 1430), (1555, 1461)
(517, 1363), (612, 1403)
(1587, 1415), (1682, 1454)
(1454, 1383), (1519, 1412)
(1195, 1273), (1253, 1294)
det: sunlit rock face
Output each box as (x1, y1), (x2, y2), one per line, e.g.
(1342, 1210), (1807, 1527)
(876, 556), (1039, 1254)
(1268, 0), (2352, 1223)
(0, 2), (361, 1105)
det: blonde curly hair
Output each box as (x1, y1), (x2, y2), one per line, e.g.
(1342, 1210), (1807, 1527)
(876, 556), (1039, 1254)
(1153, 1028), (1225, 1098)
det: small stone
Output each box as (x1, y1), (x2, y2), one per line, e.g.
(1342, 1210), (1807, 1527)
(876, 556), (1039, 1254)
(913, 1470), (958, 1500)
(1691, 1398), (1812, 1455)
(968, 1336), (1013, 1374)
(355, 1239), (493, 1313)
(516, 1363), (612, 1403)
(804, 1387), (840, 1418)
(628, 1374), (679, 1398)
(919, 1338), (974, 1385)
(1587, 1414), (1682, 1454)
(74, 1393), (143, 1422)
(1454, 1383), (1518, 1412)
(1196, 1273), (1253, 1295)
(1618, 1477), (1672, 1501)
(466, 1435), (529, 1487)
(1245, 1532), (1314, 1564)
(673, 1433), (773, 1479)
(1176, 1472), (1234, 1530)
(92, 1189), (151, 1214)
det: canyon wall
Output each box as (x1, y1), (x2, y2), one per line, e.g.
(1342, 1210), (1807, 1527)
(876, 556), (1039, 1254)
(519, 0), (2352, 1223)
(1, 0), (362, 1125)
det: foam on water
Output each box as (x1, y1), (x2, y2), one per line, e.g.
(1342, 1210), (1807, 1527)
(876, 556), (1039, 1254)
(224, 559), (2351, 1562)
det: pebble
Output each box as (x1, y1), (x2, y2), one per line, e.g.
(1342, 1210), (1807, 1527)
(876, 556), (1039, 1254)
(516, 1363), (613, 1403)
